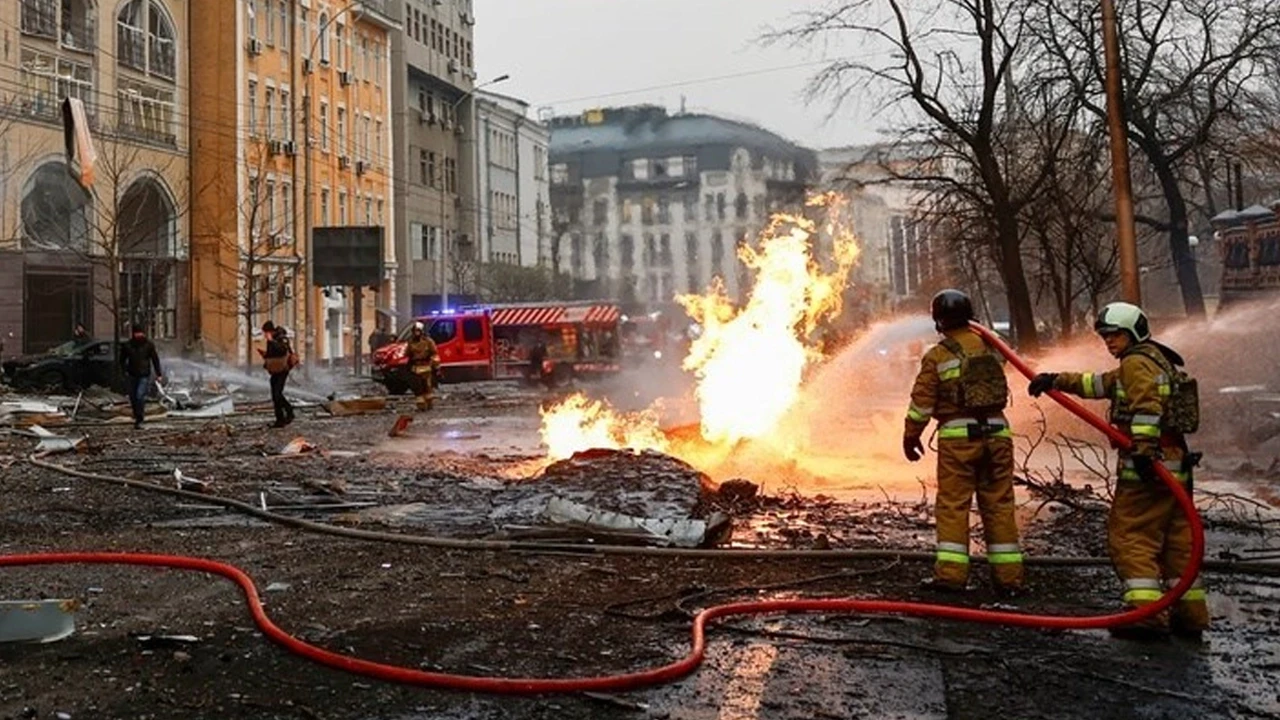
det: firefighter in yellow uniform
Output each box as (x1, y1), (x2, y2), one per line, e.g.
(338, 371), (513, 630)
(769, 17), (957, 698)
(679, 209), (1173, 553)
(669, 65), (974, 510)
(405, 321), (440, 411)
(1029, 302), (1208, 639)
(904, 290), (1025, 594)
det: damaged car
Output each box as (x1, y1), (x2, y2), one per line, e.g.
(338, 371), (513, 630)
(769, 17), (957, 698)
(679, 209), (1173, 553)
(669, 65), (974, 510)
(3, 339), (126, 394)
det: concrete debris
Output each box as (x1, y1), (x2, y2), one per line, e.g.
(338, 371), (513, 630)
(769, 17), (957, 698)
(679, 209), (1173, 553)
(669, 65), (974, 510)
(0, 599), (80, 644)
(280, 437), (318, 455)
(543, 496), (729, 548)
(264, 582), (292, 593)
(29, 425), (86, 454)
(323, 397), (388, 417)
(173, 468), (210, 493)
(134, 634), (201, 649)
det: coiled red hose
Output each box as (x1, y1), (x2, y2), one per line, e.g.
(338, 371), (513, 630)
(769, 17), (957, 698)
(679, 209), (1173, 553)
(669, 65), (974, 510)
(0, 322), (1203, 695)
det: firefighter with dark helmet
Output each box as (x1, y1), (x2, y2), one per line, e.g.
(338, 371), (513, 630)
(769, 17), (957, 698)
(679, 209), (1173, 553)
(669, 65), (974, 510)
(904, 289), (1025, 594)
(1029, 302), (1207, 639)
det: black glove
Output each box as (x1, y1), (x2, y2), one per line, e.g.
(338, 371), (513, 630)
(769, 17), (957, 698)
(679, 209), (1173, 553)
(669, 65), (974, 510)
(903, 436), (924, 463)
(1028, 373), (1058, 398)
(1131, 454), (1158, 483)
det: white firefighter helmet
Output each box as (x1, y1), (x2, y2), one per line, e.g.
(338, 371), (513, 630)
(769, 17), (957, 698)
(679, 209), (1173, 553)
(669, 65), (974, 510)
(1094, 302), (1151, 343)
(412, 321), (424, 332)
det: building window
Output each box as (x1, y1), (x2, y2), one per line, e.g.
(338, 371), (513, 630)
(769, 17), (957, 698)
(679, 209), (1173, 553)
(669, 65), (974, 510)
(19, 49), (94, 122)
(641, 197), (654, 226)
(735, 192), (748, 220)
(278, 0), (289, 52)
(593, 199), (608, 226)
(334, 23), (345, 69)
(375, 120), (383, 164)
(117, 0), (176, 81)
(116, 78), (176, 146)
(336, 107), (347, 156)
(620, 235), (634, 272)
(685, 232), (700, 291)
(265, 0), (275, 45)
(264, 86), (275, 138)
(717, 193), (726, 221)
(338, 191), (347, 225)
(20, 0), (57, 39)
(245, 0), (257, 39)
(279, 89), (291, 141)
(593, 232), (608, 277)
(319, 101), (329, 151)
(264, 179), (276, 237)
(445, 157), (457, 193)
(319, 189), (330, 225)
(711, 231), (724, 276)
(657, 196), (671, 225)
(299, 9), (309, 57)
(704, 194), (714, 222)
(551, 163), (569, 185)
(247, 80), (258, 134)
(20, 0), (97, 52)
(660, 233), (672, 268)
(281, 183), (293, 239)
(631, 158), (649, 181)
(318, 12), (330, 63)
(410, 222), (425, 260)
(682, 195), (697, 223)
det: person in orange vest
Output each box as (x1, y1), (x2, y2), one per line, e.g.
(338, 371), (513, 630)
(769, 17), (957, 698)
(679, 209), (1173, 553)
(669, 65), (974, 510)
(1029, 302), (1207, 640)
(904, 290), (1024, 595)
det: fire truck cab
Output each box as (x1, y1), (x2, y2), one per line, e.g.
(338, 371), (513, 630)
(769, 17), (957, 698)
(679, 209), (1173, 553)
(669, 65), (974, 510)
(371, 301), (623, 393)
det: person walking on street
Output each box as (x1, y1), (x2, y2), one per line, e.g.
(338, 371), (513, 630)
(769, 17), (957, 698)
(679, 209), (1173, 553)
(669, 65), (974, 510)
(903, 289), (1025, 596)
(1028, 302), (1206, 640)
(405, 321), (439, 411)
(120, 323), (163, 430)
(260, 321), (296, 428)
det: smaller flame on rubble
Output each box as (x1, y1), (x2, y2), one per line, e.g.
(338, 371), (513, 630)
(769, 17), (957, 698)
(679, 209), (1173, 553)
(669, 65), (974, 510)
(539, 394), (669, 461)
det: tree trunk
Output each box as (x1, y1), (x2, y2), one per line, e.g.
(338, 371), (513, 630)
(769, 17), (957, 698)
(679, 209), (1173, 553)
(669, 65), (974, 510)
(1150, 158), (1207, 317)
(996, 213), (1040, 350)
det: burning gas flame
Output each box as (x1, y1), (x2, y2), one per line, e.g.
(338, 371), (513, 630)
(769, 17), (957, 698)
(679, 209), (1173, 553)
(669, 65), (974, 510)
(678, 193), (860, 445)
(539, 394), (667, 461)
(538, 192), (860, 460)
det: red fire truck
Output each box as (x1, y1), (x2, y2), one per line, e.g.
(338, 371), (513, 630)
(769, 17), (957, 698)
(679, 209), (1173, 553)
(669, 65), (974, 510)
(371, 301), (623, 393)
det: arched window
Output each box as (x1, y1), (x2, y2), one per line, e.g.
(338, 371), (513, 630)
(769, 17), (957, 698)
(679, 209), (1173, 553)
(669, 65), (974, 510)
(118, 177), (180, 338)
(21, 161), (92, 252)
(116, 0), (176, 80)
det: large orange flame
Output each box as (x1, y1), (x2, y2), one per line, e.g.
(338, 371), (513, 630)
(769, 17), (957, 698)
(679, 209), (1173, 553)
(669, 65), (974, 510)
(538, 192), (860, 463)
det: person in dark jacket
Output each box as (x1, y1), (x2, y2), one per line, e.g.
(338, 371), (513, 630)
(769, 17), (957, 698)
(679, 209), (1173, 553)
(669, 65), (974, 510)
(259, 321), (296, 428)
(120, 323), (162, 429)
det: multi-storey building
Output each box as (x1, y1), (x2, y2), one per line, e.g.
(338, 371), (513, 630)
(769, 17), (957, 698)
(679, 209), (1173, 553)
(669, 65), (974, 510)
(0, 0), (190, 354)
(190, 0), (396, 365)
(818, 143), (947, 314)
(389, 0), (478, 316)
(475, 90), (549, 268)
(547, 105), (815, 311)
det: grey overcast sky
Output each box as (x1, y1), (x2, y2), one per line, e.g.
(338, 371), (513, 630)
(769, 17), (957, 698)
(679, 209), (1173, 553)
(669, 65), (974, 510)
(474, 0), (885, 150)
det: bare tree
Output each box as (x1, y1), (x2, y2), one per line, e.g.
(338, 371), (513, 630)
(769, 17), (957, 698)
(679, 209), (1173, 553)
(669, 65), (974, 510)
(474, 263), (556, 302)
(766, 0), (1071, 349)
(1027, 0), (1280, 317)
(192, 150), (301, 369)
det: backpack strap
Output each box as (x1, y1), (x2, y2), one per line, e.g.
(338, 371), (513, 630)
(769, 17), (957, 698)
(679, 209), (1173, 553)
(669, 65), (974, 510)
(940, 337), (965, 358)
(1126, 345), (1175, 377)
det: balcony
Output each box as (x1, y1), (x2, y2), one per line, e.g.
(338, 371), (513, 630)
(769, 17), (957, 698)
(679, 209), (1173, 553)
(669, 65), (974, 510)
(21, 0), (57, 39)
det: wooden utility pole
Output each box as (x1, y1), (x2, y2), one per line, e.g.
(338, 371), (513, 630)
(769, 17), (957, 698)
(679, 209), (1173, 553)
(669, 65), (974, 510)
(1101, 0), (1141, 305)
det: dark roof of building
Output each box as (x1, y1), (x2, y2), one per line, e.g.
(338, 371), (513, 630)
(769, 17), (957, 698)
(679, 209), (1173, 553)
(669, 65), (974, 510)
(549, 106), (812, 162)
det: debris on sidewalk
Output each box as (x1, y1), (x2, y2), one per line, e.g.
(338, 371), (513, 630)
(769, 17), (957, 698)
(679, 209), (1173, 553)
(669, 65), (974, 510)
(1, 400), (68, 427)
(323, 397), (388, 417)
(280, 437), (318, 455)
(542, 496), (730, 548)
(173, 468), (210, 493)
(0, 599), (80, 643)
(28, 425), (86, 454)
(168, 395), (235, 418)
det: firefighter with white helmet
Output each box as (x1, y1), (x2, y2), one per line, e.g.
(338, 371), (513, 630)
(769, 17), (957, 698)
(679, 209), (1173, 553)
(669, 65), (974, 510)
(1029, 302), (1207, 639)
(405, 321), (439, 410)
(904, 289), (1025, 595)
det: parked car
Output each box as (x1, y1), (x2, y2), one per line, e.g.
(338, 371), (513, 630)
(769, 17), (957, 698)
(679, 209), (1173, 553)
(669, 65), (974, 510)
(4, 339), (126, 394)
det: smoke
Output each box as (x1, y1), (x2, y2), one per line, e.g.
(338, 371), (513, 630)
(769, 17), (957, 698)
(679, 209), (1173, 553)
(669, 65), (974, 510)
(162, 357), (335, 403)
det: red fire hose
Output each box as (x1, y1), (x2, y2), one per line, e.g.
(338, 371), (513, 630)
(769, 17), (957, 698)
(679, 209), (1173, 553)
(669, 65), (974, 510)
(1, 322), (1203, 695)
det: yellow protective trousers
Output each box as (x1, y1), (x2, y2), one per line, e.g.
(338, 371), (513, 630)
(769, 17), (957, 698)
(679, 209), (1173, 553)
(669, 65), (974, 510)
(1109, 474), (1209, 631)
(933, 419), (1024, 589)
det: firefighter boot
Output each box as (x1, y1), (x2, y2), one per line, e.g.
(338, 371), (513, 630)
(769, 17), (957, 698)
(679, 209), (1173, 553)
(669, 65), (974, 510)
(1108, 602), (1170, 641)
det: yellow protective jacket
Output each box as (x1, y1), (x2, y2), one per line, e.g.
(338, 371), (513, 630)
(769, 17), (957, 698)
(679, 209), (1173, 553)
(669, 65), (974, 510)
(406, 336), (439, 369)
(904, 327), (1008, 439)
(1051, 341), (1186, 478)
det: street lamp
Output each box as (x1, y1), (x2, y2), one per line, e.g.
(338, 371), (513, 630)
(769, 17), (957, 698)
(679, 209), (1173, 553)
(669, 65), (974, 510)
(1101, 0), (1141, 305)
(300, 0), (372, 371)
(439, 73), (510, 310)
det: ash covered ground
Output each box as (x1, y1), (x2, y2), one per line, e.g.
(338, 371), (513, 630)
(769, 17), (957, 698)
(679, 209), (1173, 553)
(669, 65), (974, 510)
(3, 377), (1280, 720)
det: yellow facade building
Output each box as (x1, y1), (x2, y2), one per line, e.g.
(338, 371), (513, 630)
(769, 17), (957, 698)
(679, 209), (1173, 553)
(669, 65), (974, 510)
(191, 0), (396, 366)
(0, 0), (191, 354)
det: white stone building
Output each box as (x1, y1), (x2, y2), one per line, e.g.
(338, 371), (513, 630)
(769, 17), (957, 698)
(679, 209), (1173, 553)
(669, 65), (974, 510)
(475, 91), (550, 267)
(548, 106), (815, 311)
(818, 143), (947, 312)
